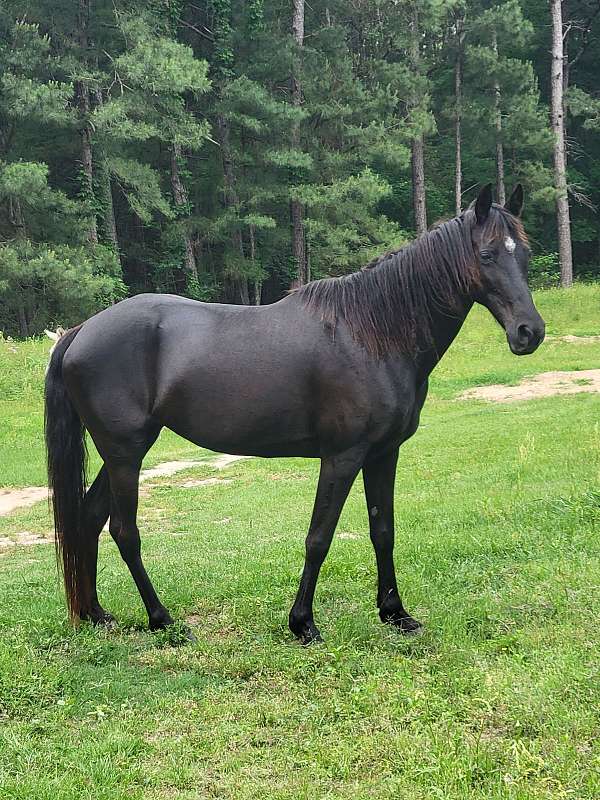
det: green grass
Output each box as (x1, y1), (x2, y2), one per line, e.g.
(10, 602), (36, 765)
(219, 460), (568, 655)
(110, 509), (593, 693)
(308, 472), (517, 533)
(1, 284), (600, 798)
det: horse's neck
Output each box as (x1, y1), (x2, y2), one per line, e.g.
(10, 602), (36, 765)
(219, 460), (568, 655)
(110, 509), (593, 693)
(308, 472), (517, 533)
(415, 294), (474, 383)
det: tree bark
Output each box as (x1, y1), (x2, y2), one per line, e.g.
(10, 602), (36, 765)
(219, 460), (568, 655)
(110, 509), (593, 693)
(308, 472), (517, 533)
(92, 88), (120, 259)
(411, 137), (427, 237)
(492, 30), (506, 206)
(410, 6), (427, 237)
(100, 172), (119, 255)
(291, 0), (309, 284)
(550, 0), (573, 286)
(170, 143), (198, 282)
(76, 0), (97, 245)
(454, 18), (464, 216)
(17, 299), (28, 339)
(8, 195), (26, 237)
(216, 114), (249, 304)
(249, 223), (261, 305)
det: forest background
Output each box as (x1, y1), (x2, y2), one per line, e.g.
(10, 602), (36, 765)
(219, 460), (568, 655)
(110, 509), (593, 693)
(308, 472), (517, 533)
(1, 0), (599, 337)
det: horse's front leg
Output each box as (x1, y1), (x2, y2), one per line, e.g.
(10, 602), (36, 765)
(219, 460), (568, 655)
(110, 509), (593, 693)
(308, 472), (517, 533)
(362, 448), (422, 634)
(289, 446), (366, 645)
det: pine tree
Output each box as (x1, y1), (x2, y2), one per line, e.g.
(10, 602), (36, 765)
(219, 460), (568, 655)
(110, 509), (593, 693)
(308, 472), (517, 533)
(550, 0), (573, 286)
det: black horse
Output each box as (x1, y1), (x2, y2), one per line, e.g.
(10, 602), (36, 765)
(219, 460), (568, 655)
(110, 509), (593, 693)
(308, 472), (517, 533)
(45, 184), (544, 644)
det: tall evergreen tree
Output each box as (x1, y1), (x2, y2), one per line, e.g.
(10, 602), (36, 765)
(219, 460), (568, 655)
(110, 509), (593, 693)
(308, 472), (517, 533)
(550, 0), (573, 286)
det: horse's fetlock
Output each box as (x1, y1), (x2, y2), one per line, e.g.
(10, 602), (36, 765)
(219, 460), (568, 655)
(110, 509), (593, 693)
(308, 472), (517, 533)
(149, 607), (174, 631)
(288, 608), (311, 636)
(379, 593), (405, 621)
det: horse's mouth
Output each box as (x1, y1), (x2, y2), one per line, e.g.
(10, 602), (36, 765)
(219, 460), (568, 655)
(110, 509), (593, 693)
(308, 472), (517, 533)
(507, 325), (545, 355)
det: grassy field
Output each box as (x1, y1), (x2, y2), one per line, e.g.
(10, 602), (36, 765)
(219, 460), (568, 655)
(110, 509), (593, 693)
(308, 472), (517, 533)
(0, 284), (599, 799)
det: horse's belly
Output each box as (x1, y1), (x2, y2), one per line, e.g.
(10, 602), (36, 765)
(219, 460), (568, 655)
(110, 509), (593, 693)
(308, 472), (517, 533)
(156, 376), (320, 458)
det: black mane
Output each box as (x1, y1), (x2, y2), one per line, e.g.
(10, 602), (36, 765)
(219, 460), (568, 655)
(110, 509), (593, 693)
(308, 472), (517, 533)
(296, 206), (527, 358)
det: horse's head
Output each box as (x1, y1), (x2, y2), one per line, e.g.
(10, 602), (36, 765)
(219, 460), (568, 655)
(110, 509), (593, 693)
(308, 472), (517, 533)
(470, 184), (545, 356)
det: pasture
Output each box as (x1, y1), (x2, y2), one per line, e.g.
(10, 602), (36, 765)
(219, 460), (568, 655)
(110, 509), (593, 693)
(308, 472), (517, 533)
(1, 283), (599, 799)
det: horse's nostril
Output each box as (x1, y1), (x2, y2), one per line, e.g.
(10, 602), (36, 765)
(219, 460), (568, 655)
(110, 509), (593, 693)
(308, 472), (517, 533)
(517, 324), (533, 343)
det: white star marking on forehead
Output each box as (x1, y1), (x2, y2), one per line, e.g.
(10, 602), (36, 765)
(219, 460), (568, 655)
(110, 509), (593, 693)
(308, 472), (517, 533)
(504, 236), (516, 254)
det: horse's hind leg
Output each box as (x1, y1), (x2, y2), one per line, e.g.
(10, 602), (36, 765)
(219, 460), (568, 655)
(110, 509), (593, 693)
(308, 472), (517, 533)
(362, 448), (422, 634)
(78, 466), (114, 626)
(105, 455), (174, 631)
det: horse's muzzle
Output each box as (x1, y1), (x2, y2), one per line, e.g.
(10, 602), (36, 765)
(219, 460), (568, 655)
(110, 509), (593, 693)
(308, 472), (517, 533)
(507, 319), (545, 355)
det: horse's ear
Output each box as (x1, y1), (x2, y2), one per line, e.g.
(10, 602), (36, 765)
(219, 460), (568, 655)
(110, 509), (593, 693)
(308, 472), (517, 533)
(505, 183), (524, 217)
(475, 183), (493, 225)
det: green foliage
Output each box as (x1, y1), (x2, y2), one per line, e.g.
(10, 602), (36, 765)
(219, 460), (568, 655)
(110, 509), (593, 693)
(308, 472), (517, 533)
(116, 25), (210, 97)
(110, 157), (173, 222)
(567, 86), (600, 130)
(0, 0), (598, 332)
(529, 251), (560, 288)
(0, 240), (125, 336)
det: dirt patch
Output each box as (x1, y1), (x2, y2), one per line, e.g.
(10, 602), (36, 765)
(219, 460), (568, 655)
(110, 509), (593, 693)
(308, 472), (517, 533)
(178, 478), (233, 488)
(459, 369), (600, 403)
(139, 460), (202, 482)
(547, 334), (600, 344)
(0, 487), (47, 516)
(0, 530), (51, 552)
(209, 454), (252, 470)
(0, 453), (251, 519)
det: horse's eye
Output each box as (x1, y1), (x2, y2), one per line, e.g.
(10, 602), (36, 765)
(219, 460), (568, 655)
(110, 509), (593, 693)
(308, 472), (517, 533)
(480, 250), (494, 262)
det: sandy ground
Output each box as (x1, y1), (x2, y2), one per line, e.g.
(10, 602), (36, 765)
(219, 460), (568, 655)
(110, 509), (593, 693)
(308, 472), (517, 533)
(546, 334), (600, 344)
(0, 454), (251, 548)
(459, 369), (600, 403)
(0, 487), (48, 516)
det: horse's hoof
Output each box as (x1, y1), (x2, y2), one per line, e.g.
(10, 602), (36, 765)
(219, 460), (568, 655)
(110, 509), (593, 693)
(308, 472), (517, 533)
(299, 624), (324, 646)
(395, 616), (423, 636)
(381, 611), (423, 636)
(99, 614), (118, 631)
(82, 609), (117, 629)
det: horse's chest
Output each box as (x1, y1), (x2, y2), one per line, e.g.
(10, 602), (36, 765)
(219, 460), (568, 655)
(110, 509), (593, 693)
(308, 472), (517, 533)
(372, 377), (428, 447)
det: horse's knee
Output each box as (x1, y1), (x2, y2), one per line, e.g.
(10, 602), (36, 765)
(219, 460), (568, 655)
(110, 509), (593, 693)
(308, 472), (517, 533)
(304, 527), (333, 562)
(369, 525), (393, 547)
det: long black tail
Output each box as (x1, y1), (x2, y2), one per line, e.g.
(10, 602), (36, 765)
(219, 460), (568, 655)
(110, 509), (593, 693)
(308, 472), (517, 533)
(44, 325), (88, 621)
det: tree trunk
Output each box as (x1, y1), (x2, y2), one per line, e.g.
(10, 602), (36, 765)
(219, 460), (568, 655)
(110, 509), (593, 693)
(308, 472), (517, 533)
(550, 0), (573, 286)
(17, 298), (28, 339)
(100, 172), (119, 255)
(76, 0), (97, 245)
(8, 195), (26, 237)
(454, 21), (464, 217)
(492, 30), (506, 205)
(216, 114), (249, 304)
(11, 196), (28, 336)
(92, 88), (120, 259)
(410, 6), (427, 237)
(170, 144), (198, 282)
(411, 137), (427, 237)
(249, 223), (262, 305)
(291, 0), (309, 285)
